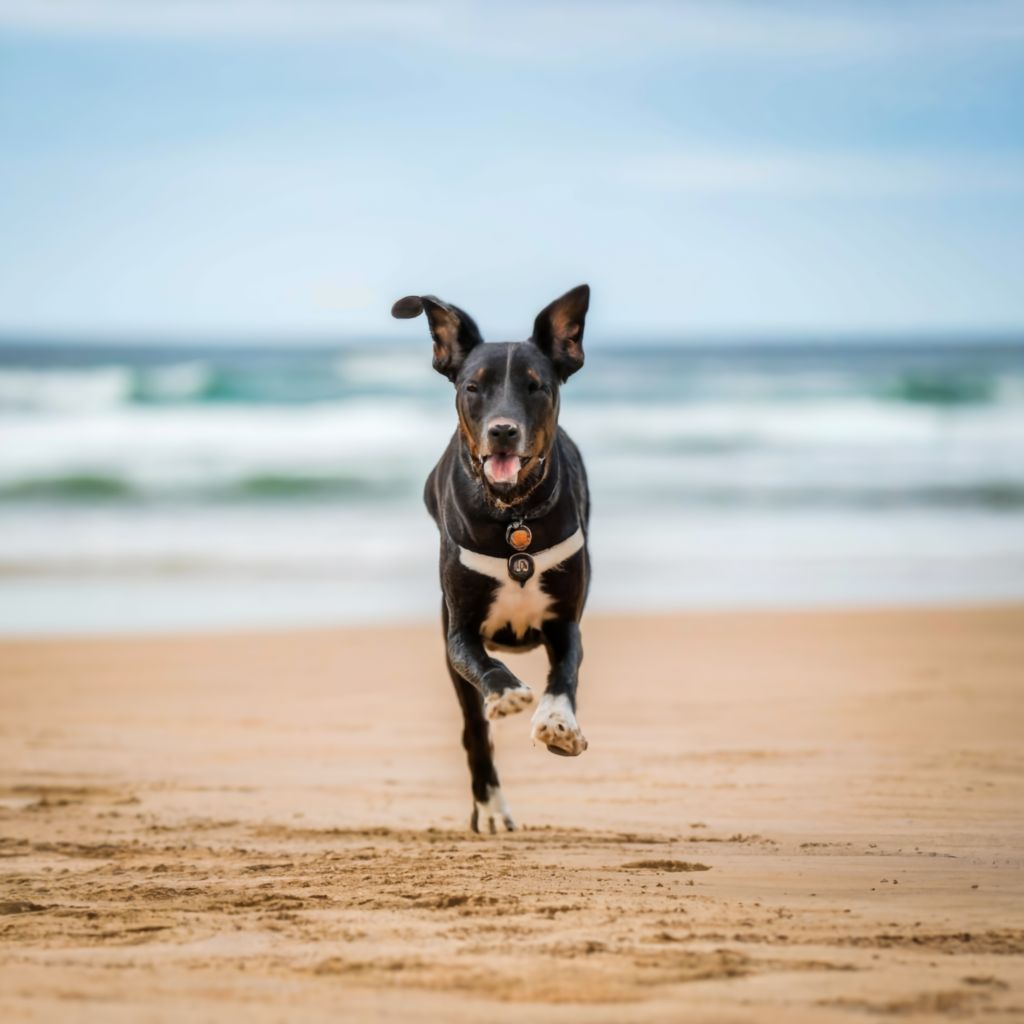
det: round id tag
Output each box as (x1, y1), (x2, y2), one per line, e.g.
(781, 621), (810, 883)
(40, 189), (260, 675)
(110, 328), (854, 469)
(507, 552), (535, 585)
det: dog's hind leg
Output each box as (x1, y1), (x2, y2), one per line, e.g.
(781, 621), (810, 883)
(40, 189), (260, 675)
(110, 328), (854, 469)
(532, 619), (588, 757)
(448, 659), (516, 833)
(442, 603), (515, 833)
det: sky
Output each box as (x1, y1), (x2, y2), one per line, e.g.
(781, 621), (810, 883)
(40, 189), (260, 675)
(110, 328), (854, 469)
(1, 0), (1023, 340)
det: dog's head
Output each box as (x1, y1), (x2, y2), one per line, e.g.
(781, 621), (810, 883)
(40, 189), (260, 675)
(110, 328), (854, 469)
(392, 285), (589, 494)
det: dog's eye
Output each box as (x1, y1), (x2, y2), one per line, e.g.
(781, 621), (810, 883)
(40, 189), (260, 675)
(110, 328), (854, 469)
(465, 382), (479, 393)
(528, 380), (544, 394)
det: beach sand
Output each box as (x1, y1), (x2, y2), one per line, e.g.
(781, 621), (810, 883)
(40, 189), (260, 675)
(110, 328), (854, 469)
(1, 606), (1022, 1022)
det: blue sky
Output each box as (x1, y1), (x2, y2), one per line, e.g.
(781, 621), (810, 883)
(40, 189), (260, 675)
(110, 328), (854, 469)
(1, 1), (1023, 339)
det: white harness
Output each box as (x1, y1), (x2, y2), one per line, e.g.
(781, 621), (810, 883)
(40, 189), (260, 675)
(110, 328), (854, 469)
(457, 527), (585, 641)
(458, 526), (585, 582)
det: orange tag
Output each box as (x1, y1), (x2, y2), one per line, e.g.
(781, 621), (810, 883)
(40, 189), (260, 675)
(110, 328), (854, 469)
(507, 525), (532, 551)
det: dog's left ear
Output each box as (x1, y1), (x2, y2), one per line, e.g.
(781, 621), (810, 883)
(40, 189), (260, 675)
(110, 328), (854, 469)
(391, 294), (484, 381)
(531, 284), (589, 382)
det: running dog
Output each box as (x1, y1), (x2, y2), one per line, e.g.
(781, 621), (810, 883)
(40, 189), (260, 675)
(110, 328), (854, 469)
(391, 285), (592, 832)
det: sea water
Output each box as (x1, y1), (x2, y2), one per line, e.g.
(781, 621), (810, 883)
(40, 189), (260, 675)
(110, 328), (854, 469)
(1, 337), (1022, 633)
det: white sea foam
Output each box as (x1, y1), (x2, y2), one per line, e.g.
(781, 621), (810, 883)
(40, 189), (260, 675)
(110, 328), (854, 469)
(0, 400), (448, 491)
(0, 366), (134, 412)
(136, 360), (213, 401)
(562, 397), (1024, 449)
(0, 392), (1022, 504)
(335, 349), (427, 389)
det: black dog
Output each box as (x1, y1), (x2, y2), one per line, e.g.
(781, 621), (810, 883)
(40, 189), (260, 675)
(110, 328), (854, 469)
(392, 285), (592, 833)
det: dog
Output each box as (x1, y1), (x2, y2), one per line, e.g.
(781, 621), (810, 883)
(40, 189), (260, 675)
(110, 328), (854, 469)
(391, 285), (592, 833)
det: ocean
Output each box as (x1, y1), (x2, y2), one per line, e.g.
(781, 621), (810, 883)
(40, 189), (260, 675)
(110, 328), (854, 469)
(1, 337), (1023, 634)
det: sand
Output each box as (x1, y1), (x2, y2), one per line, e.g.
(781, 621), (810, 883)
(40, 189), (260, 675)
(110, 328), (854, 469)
(1, 606), (1023, 1022)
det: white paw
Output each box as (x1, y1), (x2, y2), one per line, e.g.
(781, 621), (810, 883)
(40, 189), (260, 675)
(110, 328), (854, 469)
(472, 786), (516, 834)
(531, 693), (588, 756)
(484, 683), (534, 720)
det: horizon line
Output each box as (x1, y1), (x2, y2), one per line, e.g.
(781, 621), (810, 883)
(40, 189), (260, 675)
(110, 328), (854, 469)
(2, 327), (1024, 352)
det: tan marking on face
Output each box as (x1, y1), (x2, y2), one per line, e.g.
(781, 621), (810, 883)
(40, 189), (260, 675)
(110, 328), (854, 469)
(518, 420), (551, 479)
(456, 368), (489, 460)
(457, 405), (480, 460)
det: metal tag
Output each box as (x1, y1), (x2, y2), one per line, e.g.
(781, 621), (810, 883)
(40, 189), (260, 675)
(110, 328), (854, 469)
(506, 523), (533, 551)
(507, 552), (535, 586)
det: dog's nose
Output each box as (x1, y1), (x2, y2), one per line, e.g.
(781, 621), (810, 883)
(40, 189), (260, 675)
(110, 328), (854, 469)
(488, 422), (519, 448)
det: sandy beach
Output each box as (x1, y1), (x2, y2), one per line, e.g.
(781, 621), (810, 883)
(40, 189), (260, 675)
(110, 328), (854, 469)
(1, 605), (1023, 1021)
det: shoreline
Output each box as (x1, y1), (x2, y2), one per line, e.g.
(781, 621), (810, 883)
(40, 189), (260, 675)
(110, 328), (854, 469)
(4, 584), (1024, 638)
(2, 604), (1023, 1020)
(0, 595), (1023, 636)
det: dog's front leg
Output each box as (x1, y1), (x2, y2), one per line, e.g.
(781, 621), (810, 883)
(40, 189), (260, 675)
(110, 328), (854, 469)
(446, 625), (534, 721)
(532, 619), (588, 756)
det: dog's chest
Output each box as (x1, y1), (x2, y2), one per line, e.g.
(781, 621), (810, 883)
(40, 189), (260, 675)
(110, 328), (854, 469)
(479, 575), (554, 640)
(457, 526), (585, 641)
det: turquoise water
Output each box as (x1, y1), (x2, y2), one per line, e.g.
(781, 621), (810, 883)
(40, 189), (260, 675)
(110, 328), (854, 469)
(1, 337), (1023, 632)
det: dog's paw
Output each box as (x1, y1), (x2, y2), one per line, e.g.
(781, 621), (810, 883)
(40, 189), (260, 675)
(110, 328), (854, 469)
(531, 693), (588, 756)
(471, 786), (516, 834)
(483, 683), (534, 720)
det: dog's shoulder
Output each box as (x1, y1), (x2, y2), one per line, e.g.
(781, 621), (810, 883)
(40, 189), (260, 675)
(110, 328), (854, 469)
(423, 431), (462, 525)
(554, 426), (590, 528)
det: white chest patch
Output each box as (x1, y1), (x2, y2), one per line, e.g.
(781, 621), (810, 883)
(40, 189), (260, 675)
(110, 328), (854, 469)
(458, 527), (585, 641)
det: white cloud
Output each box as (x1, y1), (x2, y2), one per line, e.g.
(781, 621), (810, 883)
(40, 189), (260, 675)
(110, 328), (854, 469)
(616, 148), (1024, 197)
(1, 0), (1022, 61)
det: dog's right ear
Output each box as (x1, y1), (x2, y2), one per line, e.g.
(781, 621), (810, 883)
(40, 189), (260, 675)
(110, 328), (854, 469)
(391, 294), (483, 381)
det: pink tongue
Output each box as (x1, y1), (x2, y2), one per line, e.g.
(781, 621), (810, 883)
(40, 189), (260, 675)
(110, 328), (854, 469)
(486, 454), (521, 484)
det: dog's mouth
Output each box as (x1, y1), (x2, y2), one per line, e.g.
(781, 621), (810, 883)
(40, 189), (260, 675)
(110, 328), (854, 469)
(482, 453), (523, 486)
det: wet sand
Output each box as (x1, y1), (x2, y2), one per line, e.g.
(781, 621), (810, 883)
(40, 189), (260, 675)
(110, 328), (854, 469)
(1, 606), (1023, 1021)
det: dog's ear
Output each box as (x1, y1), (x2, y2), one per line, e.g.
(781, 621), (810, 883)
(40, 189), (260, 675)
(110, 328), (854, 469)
(531, 284), (589, 382)
(391, 294), (483, 381)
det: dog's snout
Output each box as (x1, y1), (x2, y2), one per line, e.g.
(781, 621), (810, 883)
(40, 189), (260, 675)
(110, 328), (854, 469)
(487, 422), (519, 447)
